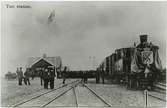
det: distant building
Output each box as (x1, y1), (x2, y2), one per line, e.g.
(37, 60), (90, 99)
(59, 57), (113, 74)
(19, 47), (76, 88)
(5, 71), (17, 80)
(27, 54), (62, 78)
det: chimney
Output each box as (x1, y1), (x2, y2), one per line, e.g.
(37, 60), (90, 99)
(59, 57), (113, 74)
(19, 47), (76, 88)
(43, 54), (47, 58)
(140, 35), (148, 44)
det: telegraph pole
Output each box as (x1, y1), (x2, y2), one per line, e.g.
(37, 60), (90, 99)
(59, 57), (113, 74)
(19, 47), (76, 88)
(89, 56), (91, 70)
(92, 56), (95, 70)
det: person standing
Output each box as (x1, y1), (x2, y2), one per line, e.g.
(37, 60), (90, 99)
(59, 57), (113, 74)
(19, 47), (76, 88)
(24, 68), (31, 85)
(39, 68), (44, 86)
(43, 68), (49, 89)
(16, 67), (23, 85)
(83, 71), (87, 83)
(62, 66), (67, 84)
(96, 68), (100, 83)
(16, 68), (20, 85)
(31, 70), (34, 80)
(81, 71), (84, 83)
(48, 67), (55, 89)
(101, 68), (105, 84)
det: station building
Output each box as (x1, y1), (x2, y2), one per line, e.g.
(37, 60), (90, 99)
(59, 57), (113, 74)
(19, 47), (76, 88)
(27, 54), (62, 78)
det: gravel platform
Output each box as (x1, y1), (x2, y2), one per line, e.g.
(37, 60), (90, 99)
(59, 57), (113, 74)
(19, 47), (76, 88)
(1, 78), (76, 107)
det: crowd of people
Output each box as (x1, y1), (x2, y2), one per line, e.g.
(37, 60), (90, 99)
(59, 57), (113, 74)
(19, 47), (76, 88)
(40, 67), (55, 89)
(16, 66), (56, 89)
(16, 66), (89, 90)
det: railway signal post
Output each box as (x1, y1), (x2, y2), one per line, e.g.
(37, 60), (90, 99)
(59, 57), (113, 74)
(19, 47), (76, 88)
(144, 89), (148, 107)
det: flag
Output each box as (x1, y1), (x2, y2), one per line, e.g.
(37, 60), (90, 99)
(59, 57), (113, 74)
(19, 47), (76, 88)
(154, 49), (162, 71)
(131, 48), (142, 73)
(48, 10), (55, 24)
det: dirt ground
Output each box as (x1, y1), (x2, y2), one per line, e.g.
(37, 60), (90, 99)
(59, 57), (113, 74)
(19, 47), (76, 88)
(1, 78), (166, 107)
(1, 77), (74, 106)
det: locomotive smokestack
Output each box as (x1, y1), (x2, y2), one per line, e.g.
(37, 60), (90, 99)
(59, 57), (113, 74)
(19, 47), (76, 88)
(140, 35), (148, 44)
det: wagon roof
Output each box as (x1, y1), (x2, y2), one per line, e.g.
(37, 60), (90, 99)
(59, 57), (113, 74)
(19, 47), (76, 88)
(115, 47), (135, 52)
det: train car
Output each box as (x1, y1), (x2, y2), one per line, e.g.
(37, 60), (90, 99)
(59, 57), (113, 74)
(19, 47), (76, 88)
(112, 47), (135, 84)
(97, 35), (163, 90)
(110, 53), (117, 76)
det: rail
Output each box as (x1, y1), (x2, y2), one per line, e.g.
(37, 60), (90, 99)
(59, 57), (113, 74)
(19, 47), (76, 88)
(83, 84), (112, 107)
(148, 93), (166, 102)
(13, 80), (80, 107)
(73, 86), (78, 107)
(42, 80), (81, 107)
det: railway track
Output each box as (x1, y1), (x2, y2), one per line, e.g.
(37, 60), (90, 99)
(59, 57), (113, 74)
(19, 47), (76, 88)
(40, 82), (111, 107)
(13, 80), (112, 107)
(13, 80), (81, 107)
(148, 92), (166, 102)
(12, 80), (165, 107)
(154, 82), (166, 93)
(42, 81), (80, 107)
(149, 82), (166, 102)
(145, 82), (166, 102)
(73, 85), (78, 107)
(81, 84), (112, 107)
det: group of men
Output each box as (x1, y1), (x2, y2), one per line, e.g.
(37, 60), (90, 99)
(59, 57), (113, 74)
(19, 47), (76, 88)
(16, 66), (67, 90)
(16, 67), (31, 85)
(40, 66), (69, 89)
(16, 66), (90, 89)
(40, 67), (55, 89)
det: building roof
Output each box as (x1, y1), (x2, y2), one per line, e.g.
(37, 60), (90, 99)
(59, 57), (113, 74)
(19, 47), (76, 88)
(27, 55), (62, 68)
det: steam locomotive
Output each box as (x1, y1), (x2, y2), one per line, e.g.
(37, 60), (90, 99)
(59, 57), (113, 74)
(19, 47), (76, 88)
(96, 35), (163, 89)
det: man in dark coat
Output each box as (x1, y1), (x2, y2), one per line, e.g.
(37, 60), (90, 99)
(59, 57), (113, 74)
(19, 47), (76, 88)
(24, 68), (31, 85)
(39, 68), (44, 86)
(16, 67), (24, 85)
(48, 67), (55, 89)
(62, 66), (67, 84)
(81, 71), (84, 82)
(31, 70), (35, 80)
(83, 71), (87, 83)
(96, 68), (100, 83)
(43, 68), (49, 89)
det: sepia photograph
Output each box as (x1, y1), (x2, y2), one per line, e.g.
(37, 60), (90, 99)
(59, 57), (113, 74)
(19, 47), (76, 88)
(1, 1), (166, 107)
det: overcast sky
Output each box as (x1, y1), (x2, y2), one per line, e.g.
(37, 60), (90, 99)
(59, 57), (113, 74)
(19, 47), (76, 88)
(1, 1), (166, 74)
